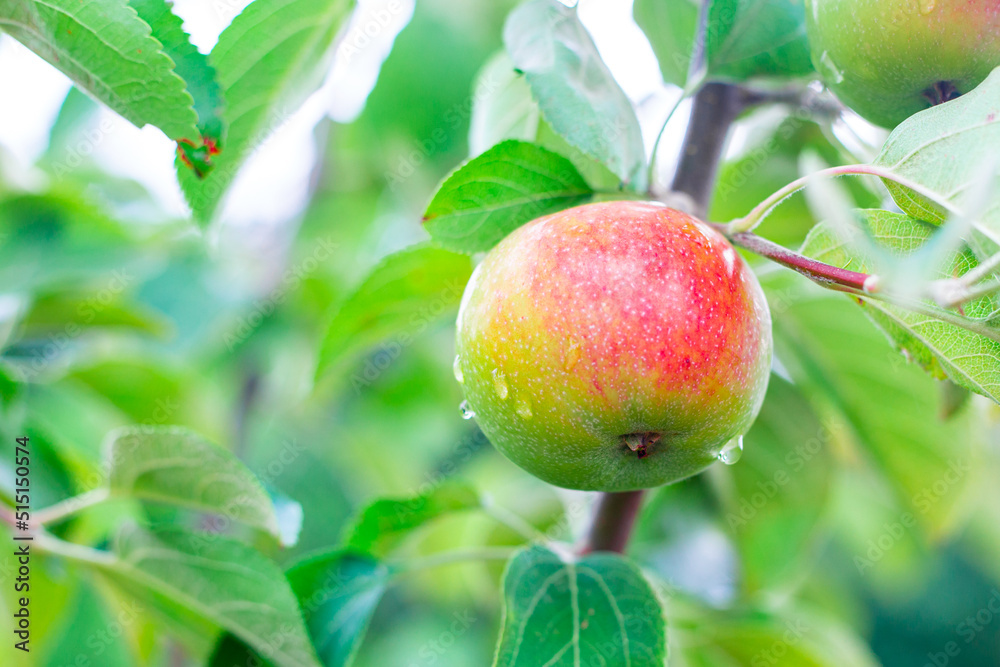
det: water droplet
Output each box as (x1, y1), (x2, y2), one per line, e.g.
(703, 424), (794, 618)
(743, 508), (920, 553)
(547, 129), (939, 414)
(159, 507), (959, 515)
(717, 436), (744, 465)
(452, 356), (464, 384)
(492, 368), (509, 400)
(819, 51), (845, 84)
(459, 400), (476, 420)
(564, 338), (581, 371)
(515, 396), (533, 419)
(918, 0), (935, 14)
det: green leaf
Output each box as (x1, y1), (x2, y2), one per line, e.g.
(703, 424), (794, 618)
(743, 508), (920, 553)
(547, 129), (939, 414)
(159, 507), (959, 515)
(209, 551), (389, 667)
(78, 527), (322, 667)
(130, 0), (225, 177)
(106, 426), (280, 539)
(763, 271), (984, 538)
(0, 0), (198, 140)
(704, 0), (815, 82)
(19, 291), (169, 338)
(801, 209), (1000, 404)
(131, 0), (224, 137)
(178, 0), (354, 222)
(423, 140), (592, 253)
(671, 600), (880, 667)
(344, 481), (480, 557)
(873, 67), (1000, 230)
(633, 0), (700, 87)
(721, 375), (833, 593)
(36, 581), (136, 666)
(287, 550), (390, 667)
(503, 0), (646, 188)
(469, 53), (542, 156)
(493, 545), (667, 667)
(316, 245), (472, 380)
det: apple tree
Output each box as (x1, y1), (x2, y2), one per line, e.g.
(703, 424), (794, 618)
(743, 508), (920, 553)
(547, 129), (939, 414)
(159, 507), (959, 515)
(2, 0), (1000, 665)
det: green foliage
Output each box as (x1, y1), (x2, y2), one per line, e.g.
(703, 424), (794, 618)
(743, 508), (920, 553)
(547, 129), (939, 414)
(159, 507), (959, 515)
(764, 271), (983, 537)
(316, 245), (473, 381)
(130, 0), (225, 176)
(131, 0), (224, 138)
(5, 1), (1000, 665)
(0, 0), (199, 141)
(721, 375), (833, 593)
(503, 0), (646, 188)
(494, 545), (667, 667)
(344, 481), (480, 556)
(287, 551), (390, 667)
(635, 0), (815, 85)
(423, 140), (592, 253)
(633, 0), (700, 87)
(68, 527), (322, 667)
(704, 0), (815, 81)
(874, 67), (1000, 229)
(178, 0), (355, 222)
(669, 598), (880, 666)
(803, 209), (1000, 403)
(105, 427), (282, 539)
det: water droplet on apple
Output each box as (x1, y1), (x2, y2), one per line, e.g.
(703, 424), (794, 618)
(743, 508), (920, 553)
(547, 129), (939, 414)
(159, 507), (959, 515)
(818, 51), (845, 84)
(717, 436), (744, 465)
(564, 338), (581, 371)
(492, 368), (509, 399)
(453, 356), (464, 384)
(515, 396), (533, 419)
(459, 400), (476, 420)
(918, 0), (935, 14)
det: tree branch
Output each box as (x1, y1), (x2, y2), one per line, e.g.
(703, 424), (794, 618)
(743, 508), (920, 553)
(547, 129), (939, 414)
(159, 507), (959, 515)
(670, 82), (744, 218)
(583, 490), (646, 554)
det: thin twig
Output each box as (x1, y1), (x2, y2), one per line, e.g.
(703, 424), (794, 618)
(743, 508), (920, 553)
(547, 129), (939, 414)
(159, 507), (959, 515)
(729, 231), (875, 292)
(727, 163), (964, 235)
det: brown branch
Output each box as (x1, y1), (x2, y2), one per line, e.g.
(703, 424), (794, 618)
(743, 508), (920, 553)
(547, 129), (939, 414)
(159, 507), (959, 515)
(670, 82), (744, 219)
(583, 491), (646, 554)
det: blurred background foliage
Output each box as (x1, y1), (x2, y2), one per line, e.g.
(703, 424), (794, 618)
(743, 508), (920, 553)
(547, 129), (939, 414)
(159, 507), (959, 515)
(1, 0), (999, 665)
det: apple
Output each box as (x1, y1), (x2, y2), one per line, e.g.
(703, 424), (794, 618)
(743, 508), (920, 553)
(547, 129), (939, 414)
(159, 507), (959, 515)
(453, 201), (772, 491)
(805, 0), (1000, 128)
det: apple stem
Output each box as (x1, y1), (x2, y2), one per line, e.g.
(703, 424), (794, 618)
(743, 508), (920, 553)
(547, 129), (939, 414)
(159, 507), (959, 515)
(583, 490), (646, 554)
(727, 231), (874, 293)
